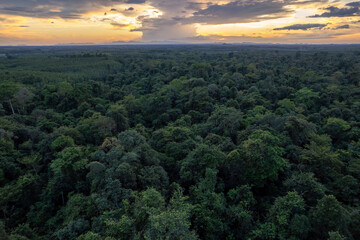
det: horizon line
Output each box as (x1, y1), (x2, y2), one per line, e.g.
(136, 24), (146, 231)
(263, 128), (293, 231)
(1, 42), (360, 47)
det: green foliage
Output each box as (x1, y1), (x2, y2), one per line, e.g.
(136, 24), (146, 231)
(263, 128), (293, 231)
(284, 172), (325, 205)
(276, 98), (296, 115)
(301, 134), (343, 182)
(144, 186), (198, 240)
(240, 130), (286, 187)
(311, 195), (350, 238)
(77, 113), (116, 145)
(268, 192), (310, 240)
(52, 136), (75, 151)
(0, 81), (18, 100)
(324, 118), (351, 141)
(50, 146), (88, 175)
(1, 46), (360, 240)
(190, 169), (226, 239)
(77, 232), (103, 240)
(180, 144), (225, 185)
(206, 106), (243, 141)
(105, 215), (135, 240)
(106, 105), (129, 132)
(285, 115), (316, 146)
(328, 231), (347, 240)
(293, 87), (319, 109)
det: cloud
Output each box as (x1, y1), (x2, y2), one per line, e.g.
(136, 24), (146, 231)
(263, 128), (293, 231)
(309, 4), (360, 18)
(125, 0), (146, 3)
(128, 0), (341, 42)
(111, 22), (130, 28)
(335, 24), (350, 29)
(0, 0), (146, 19)
(274, 23), (328, 30)
(183, 34), (264, 43)
(0, 5), (81, 19)
(346, 2), (360, 7)
(134, 18), (197, 41)
(0, 0), (357, 44)
(178, 0), (293, 25)
(283, 31), (352, 40)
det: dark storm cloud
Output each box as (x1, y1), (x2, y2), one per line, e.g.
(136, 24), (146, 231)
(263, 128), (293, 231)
(178, 0), (293, 24)
(309, 5), (360, 18)
(0, 0), (329, 23)
(125, 0), (146, 3)
(0, 0), (146, 19)
(346, 2), (360, 7)
(274, 23), (328, 30)
(129, 0), (333, 41)
(185, 2), (209, 11)
(0, 5), (81, 19)
(335, 24), (350, 29)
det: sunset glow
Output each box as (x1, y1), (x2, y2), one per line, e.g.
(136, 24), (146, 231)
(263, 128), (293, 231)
(1, 0), (360, 45)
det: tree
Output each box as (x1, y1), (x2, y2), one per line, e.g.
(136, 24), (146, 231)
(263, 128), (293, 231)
(51, 136), (75, 152)
(77, 113), (116, 145)
(268, 192), (310, 240)
(284, 115), (316, 146)
(138, 166), (169, 194)
(0, 81), (18, 115)
(311, 195), (350, 239)
(77, 232), (103, 240)
(117, 130), (146, 152)
(190, 169), (227, 239)
(0, 174), (36, 220)
(54, 219), (90, 240)
(144, 185), (198, 240)
(240, 130), (286, 187)
(301, 134), (343, 182)
(284, 172), (325, 205)
(190, 63), (212, 80)
(127, 188), (165, 236)
(180, 144), (225, 185)
(324, 118), (351, 142)
(50, 146), (88, 177)
(226, 185), (256, 239)
(151, 126), (197, 161)
(276, 98), (296, 115)
(328, 231), (347, 240)
(62, 193), (97, 225)
(293, 88), (319, 110)
(106, 105), (129, 133)
(331, 175), (359, 205)
(206, 106), (243, 142)
(105, 215), (135, 240)
(13, 87), (34, 114)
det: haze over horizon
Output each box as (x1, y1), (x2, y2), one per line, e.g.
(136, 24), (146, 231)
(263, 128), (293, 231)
(1, 0), (360, 45)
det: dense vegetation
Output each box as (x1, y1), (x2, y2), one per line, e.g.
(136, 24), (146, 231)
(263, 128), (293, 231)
(1, 45), (360, 240)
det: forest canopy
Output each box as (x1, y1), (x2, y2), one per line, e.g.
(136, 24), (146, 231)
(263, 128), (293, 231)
(0, 45), (360, 240)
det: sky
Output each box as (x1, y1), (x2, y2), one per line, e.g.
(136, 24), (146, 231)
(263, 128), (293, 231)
(0, 0), (360, 45)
